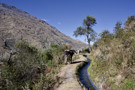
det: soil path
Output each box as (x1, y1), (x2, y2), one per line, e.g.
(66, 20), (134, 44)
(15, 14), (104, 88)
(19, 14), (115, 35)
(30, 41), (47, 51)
(54, 55), (86, 90)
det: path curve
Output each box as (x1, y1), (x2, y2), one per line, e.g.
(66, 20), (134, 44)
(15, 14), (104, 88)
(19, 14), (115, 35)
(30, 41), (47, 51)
(54, 55), (86, 90)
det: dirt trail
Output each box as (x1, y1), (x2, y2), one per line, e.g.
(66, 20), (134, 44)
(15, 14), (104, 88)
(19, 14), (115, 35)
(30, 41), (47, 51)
(54, 55), (86, 90)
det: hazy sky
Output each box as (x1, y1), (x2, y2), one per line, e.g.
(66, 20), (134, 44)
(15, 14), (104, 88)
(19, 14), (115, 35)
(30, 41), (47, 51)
(0, 0), (135, 43)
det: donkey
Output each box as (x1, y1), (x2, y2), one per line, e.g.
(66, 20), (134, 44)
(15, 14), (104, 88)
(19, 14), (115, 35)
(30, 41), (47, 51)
(64, 50), (76, 64)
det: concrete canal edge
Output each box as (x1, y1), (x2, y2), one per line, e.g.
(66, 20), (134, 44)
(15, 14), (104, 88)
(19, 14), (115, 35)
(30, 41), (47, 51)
(75, 55), (97, 90)
(75, 57), (88, 89)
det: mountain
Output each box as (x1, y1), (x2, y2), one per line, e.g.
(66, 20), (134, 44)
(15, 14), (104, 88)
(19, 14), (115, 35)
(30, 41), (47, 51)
(0, 3), (87, 52)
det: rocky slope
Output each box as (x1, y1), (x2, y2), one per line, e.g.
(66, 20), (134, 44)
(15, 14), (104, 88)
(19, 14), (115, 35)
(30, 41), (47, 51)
(0, 3), (87, 52)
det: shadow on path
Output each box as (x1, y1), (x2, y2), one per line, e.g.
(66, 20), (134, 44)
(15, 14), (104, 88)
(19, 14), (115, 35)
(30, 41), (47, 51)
(72, 61), (83, 64)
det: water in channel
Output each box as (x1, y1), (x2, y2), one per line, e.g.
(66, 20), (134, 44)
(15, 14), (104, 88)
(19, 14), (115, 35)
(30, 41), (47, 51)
(78, 56), (97, 90)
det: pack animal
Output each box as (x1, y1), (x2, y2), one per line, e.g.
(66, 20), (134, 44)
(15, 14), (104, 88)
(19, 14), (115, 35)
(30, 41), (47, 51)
(64, 50), (76, 64)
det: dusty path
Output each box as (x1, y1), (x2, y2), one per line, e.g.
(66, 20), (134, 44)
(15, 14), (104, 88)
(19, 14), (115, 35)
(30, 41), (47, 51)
(54, 55), (86, 90)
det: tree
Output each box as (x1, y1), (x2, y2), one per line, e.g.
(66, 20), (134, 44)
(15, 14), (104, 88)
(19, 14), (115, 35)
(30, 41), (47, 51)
(125, 16), (135, 26)
(114, 22), (122, 32)
(100, 30), (114, 44)
(73, 16), (97, 52)
(114, 22), (123, 38)
(101, 30), (110, 38)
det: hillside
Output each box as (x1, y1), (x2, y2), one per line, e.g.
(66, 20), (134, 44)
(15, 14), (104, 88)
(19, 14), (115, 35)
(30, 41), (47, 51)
(0, 3), (88, 89)
(0, 3), (87, 52)
(88, 16), (135, 89)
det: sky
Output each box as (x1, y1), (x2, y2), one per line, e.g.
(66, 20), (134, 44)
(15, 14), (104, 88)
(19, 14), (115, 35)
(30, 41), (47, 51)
(0, 0), (135, 43)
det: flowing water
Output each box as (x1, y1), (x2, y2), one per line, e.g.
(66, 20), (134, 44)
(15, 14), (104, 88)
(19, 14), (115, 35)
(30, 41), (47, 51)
(78, 56), (97, 90)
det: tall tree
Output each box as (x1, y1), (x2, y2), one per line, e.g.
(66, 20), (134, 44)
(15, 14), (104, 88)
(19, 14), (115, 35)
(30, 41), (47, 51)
(73, 16), (96, 52)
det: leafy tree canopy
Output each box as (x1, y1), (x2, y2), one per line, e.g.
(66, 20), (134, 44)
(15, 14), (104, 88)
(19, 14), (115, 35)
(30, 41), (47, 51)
(73, 16), (97, 52)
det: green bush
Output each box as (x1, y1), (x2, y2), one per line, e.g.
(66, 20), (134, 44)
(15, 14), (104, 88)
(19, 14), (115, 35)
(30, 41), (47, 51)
(0, 41), (66, 89)
(1, 41), (43, 89)
(40, 44), (66, 66)
(125, 16), (135, 26)
(122, 79), (135, 90)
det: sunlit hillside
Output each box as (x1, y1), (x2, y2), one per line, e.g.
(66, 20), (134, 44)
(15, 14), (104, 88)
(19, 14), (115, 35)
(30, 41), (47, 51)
(89, 16), (135, 90)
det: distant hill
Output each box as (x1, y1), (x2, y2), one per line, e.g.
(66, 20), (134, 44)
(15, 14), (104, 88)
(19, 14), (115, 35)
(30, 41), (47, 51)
(0, 3), (87, 52)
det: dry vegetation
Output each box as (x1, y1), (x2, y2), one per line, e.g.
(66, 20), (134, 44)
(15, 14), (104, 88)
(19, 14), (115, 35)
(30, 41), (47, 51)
(88, 16), (135, 90)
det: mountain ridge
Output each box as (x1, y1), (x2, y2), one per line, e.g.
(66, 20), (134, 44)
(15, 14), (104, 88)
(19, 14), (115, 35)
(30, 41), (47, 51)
(0, 3), (87, 51)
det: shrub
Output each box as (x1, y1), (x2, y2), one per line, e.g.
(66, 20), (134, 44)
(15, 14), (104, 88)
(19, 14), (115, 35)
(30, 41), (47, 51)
(0, 41), (67, 89)
(1, 41), (44, 89)
(125, 16), (135, 26)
